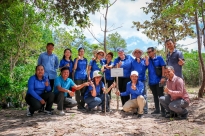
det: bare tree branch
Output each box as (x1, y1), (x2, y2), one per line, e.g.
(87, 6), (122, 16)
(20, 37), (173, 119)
(107, 25), (123, 32)
(86, 27), (103, 45)
(108, 0), (117, 8)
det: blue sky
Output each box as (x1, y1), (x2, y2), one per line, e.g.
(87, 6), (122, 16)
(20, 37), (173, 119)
(83, 0), (198, 52)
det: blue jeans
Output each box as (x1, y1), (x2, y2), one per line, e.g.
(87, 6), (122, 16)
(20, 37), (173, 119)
(159, 95), (189, 115)
(84, 94), (110, 110)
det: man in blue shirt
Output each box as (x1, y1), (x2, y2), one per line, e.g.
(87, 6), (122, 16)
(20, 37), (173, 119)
(38, 43), (59, 91)
(54, 67), (89, 115)
(165, 39), (185, 78)
(116, 71), (146, 118)
(147, 47), (166, 116)
(131, 48), (149, 114)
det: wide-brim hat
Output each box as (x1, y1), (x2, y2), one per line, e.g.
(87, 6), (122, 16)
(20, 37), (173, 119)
(93, 70), (103, 78)
(96, 50), (106, 57)
(132, 48), (143, 56)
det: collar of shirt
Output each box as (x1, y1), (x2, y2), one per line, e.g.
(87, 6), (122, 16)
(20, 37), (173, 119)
(60, 76), (69, 82)
(45, 52), (53, 56)
(118, 55), (128, 60)
(170, 75), (177, 82)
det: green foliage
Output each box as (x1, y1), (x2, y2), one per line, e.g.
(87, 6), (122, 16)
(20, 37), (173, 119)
(183, 51), (205, 87)
(106, 32), (127, 52)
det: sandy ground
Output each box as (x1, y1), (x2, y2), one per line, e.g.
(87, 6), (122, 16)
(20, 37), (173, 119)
(0, 93), (205, 136)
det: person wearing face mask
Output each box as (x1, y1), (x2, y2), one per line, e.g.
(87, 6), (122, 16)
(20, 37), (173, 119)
(159, 66), (190, 119)
(131, 49), (149, 114)
(25, 65), (54, 117)
(165, 39), (185, 78)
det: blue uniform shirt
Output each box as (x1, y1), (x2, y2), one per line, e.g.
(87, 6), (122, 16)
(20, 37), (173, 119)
(38, 52), (59, 79)
(103, 60), (114, 80)
(74, 58), (87, 80)
(120, 81), (144, 99)
(148, 55), (166, 85)
(89, 60), (104, 79)
(27, 75), (51, 101)
(84, 81), (105, 99)
(166, 49), (184, 78)
(131, 58), (147, 82)
(113, 55), (134, 78)
(54, 76), (75, 97)
(59, 59), (74, 74)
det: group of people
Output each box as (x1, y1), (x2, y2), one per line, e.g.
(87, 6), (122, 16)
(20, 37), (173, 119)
(26, 39), (190, 120)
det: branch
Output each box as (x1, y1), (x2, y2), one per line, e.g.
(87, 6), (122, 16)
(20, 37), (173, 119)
(108, 0), (117, 8)
(100, 16), (104, 32)
(86, 27), (103, 45)
(107, 25), (123, 32)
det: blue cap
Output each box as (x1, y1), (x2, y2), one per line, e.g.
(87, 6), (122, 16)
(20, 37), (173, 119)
(117, 48), (124, 52)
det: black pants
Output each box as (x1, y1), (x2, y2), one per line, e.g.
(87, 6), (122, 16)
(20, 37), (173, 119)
(54, 92), (77, 110)
(49, 79), (54, 92)
(74, 79), (87, 108)
(149, 84), (165, 112)
(118, 77), (130, 106)
(25, 92), (54, 114)
(102, 78), (114, 99)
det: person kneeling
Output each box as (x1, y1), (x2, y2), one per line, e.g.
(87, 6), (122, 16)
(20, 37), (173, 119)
(84, 70), (115, 112)
(116, 71), (146, 118)
(159, 66), (190, 119)
(54, 67), (89, 115)
(25, 65), (54, 117)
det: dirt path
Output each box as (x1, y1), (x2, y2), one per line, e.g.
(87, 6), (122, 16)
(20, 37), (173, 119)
(0, 94), (205, 136)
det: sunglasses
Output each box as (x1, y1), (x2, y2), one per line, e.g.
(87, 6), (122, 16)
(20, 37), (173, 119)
(135, 52), (141, 54)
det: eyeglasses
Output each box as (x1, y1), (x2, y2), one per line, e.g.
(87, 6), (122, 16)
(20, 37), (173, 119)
(147, 51), (152, 54)
(135, 52), (141, 54)
(98, 53), (104, 56)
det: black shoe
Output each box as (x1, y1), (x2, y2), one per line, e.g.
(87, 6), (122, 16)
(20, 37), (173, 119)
(133, 112), (138, 115)
(137, 114), (143, 118)
(177, 112), (188, 120)
(102, 109), (110, 112)
(77, 106), (86, 110)
(121, 109), (125, 113)
(165, 112), (171, 118)
(144, 110), (148, 114)
(44, 110), (53, 115)
(151, 110), (160, 114)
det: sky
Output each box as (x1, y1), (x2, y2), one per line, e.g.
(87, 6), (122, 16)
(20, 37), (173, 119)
(82, 0), (199, 53)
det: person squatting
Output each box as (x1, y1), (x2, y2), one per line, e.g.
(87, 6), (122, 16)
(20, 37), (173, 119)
(26, 41), (189, 120)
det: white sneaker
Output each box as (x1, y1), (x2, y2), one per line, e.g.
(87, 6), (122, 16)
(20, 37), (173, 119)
(56, 110), (65, 116)
(27, 106), (32, 117)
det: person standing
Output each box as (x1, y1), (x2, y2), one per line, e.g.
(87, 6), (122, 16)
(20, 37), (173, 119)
(102, 52), (114, 99)
(73, 47), (88, 110)
(165, 39), (185, 78)
(159, 66), (190, 119)
(113, 48), (134, 106)
(131, 48), (149, 114)
(87, 50), (105, 81)
(38, 43), (59, 91)
(59, 48), (74, 79)
(147, 47), (166, 116)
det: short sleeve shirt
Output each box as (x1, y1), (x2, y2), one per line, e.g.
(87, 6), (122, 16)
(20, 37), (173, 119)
(59, 59), (74, 74)
(103, 60), (114, 80)
(131, 58), (147, 82)
(54, 76), (75, 97)
(84, 82), (105, 99)
(166, 49), (184, 78)
(74, 58), (87, 80)
(89, 60), (104, 79)
(148, 56), (166, 85)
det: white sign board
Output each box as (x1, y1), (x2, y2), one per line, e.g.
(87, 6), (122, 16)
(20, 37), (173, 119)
(111, 68), (123, 77)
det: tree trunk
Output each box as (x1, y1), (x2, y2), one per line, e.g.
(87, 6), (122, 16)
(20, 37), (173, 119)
(103, 3), (108, 53)
(195, 11), (205, 98)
